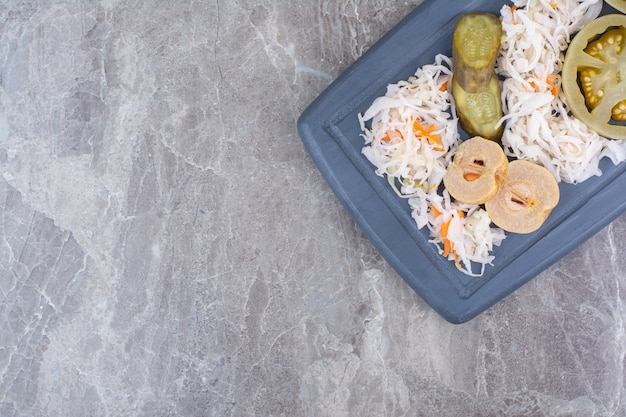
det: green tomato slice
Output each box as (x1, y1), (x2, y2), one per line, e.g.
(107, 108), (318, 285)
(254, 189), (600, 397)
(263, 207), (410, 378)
(562, 14), (626, 140)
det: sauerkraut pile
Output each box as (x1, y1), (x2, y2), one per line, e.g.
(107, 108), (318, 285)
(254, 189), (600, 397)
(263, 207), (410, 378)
(359, 55), (506, 277)
(359, 0), (626, 276)
(498, 0), (625, 183)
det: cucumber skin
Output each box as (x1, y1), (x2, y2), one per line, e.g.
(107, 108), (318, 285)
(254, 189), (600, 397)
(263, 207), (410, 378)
(452, 12), (502, 93)
(452, 73), (504, 142)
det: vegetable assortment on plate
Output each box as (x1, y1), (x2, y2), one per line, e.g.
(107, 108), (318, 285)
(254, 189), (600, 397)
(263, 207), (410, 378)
(359, 0), (626, 276)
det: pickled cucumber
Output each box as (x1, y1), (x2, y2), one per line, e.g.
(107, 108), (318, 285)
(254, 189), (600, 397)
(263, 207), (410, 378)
(452, 72), (503, 141)
(452, 12), (502, 93)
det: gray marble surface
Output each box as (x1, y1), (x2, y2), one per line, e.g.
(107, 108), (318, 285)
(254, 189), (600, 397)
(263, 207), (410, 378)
(1, 1), (625, 416)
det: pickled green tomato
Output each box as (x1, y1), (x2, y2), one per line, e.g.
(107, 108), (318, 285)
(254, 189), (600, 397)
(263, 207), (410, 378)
(562, 14), (626, 140)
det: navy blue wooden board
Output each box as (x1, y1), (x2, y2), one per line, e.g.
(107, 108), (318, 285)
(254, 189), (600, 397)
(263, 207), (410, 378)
(297, 0), (626, 323)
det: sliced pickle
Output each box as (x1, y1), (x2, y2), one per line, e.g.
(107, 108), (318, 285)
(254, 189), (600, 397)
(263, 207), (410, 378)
(452, 72), (504, 142)
(452, 12), (503, 93)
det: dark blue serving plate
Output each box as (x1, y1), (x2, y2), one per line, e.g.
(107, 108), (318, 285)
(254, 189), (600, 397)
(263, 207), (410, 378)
(297, 0), (626, 323)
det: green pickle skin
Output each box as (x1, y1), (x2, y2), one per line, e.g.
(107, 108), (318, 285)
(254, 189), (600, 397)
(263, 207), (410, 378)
(452, 73), (504, 142)
(452, 12), (502, 93)
(451, 12), (504, 141)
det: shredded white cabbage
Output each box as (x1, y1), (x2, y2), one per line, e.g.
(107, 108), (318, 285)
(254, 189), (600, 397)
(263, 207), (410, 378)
(416, 189), (506, 277)
(497, 0), (626, 183)
(359, 55), (457, 196)
(359, 55), (505, 276)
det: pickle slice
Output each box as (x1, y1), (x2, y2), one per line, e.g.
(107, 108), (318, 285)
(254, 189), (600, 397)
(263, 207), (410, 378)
(452, 12), (503, 93)
(452, 72), (504, 142)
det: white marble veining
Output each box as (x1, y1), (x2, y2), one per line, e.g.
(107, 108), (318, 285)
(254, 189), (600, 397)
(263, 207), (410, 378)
(1, 1), (625, 416)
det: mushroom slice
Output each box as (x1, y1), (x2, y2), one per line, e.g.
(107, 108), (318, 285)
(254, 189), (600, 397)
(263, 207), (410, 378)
(485, 160), (560, 234)
(443, 136), (508, 204)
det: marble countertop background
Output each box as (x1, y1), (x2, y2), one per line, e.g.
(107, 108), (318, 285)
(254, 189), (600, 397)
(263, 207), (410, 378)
(1, 1), (625, 416)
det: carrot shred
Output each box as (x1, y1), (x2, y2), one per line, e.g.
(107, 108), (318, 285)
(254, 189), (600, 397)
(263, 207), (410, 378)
(432, 207), (465, 260)
(440, 218), (452, 256)
(440, 220), (449, 234)
(511, 5), (517, 24)
(431, 204), (442, 218)
(381, 130), (403, 142)
(453, 252), (462, 269)
(528, 75), (558, 98)
(443, 238), (452, 257)
(439, 80), (449, 92)
(546, 74), (559, 98)
(413, 120), (444, 151)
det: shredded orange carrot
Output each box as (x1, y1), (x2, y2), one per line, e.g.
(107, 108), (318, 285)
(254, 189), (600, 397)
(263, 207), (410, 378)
(440, 217), (448, 232)
(546, 74), (559, 98)
(510, 5), (518, 24)
(413, 120), (444, 151)
(549, 2), (557, 8)
(439, 80), (449, 92)
(438, 210), (465, 258)
(443, 237), (452, 257)
(453, 251), (461, 269)
(528, 75), (559, 98)
(431, 204), (442, 218)
(440, 218), (452, 255)
(381, 130), (403, 142)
